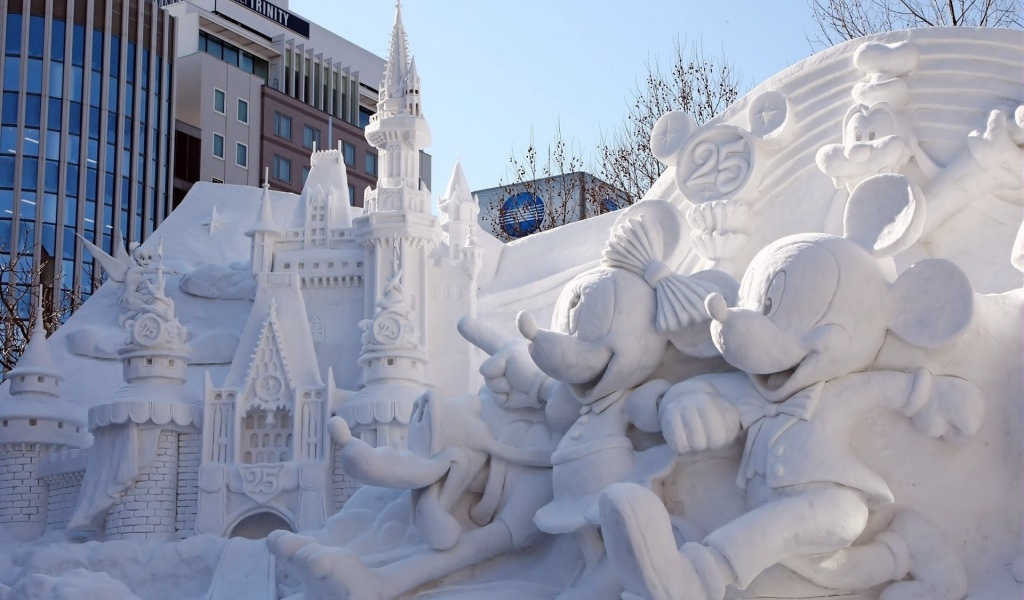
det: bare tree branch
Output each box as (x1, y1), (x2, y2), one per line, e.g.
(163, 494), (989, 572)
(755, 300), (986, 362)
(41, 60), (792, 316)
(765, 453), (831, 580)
(810, 0), (1022, 48)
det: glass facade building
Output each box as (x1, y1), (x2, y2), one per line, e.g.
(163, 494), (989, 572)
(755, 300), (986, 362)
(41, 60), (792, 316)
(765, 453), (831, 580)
(0, 0), (175, 314)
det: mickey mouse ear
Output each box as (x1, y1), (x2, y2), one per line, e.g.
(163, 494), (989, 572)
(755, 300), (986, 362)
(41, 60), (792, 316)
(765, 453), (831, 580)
(843, 173), (926, 258)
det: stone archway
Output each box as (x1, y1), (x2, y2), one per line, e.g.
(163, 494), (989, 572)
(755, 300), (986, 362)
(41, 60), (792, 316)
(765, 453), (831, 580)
(228, 511), (294, 540)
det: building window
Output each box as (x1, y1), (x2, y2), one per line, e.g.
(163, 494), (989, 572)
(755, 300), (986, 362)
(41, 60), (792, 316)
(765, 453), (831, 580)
(273, 155), (291, 183)
(343, 142), (355, 166)
(236, 142), (248, 168)
(274, 112), (291, 139)
(237, 98), (248, 124)
(365, 152), (377, 176)
(302, 166), (311, 185)
(302, 125), (320, 150)
(212, 133), (224, 159)
(212, 177), (223, 183)
(213, 89), (225, 114)
(348, 184), (356, 206)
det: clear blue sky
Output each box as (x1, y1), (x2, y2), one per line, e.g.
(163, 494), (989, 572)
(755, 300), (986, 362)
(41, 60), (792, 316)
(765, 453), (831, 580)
(289, 1), (822, 195)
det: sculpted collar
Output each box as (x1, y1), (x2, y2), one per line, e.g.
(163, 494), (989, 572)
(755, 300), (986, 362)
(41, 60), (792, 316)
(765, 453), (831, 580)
(737, 381), (825, 429)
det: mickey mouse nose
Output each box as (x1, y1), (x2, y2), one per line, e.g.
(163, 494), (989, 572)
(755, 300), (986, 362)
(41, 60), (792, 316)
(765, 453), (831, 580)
(517, 311), (539, 341)
(705, 293), (730, 322)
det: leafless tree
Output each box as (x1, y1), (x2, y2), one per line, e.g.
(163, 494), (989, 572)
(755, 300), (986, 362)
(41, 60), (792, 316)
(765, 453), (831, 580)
(0, 249), (82, 377)
(597, 39), (741, 203)
(809, 0), (1023, 47)
(489, 40), (740, 241)
(483, 124), (625, 242)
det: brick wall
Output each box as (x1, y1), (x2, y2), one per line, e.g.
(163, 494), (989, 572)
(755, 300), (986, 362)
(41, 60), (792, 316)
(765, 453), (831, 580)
(42, 470), (84, 531)
(0, 445), (46, 527)
(331, 443), (362, 513)
(175, 431), (201, 537)
(105, 431), (179, 540)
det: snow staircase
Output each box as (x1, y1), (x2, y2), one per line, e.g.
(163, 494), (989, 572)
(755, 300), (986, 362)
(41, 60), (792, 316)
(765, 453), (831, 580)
(206, 537), (276, 600)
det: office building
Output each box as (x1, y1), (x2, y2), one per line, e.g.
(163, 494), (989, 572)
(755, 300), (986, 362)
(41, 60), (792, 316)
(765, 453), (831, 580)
(1, 0), (176, 309)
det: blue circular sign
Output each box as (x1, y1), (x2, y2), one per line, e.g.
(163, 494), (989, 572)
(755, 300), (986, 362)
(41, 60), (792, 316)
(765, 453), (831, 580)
(500, 192), (545, 238)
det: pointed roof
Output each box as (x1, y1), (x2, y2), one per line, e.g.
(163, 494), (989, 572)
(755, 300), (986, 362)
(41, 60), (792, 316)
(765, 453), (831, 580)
(8, 296), (61, 389)
(442, 160), (473, 207)
(221, 273), (323, 391)
(247, 174), (280, 237)
(383, 2), (410, 101)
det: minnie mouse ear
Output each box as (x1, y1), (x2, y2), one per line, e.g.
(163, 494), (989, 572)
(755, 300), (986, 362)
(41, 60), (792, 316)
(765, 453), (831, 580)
(843, 173), (926, 258)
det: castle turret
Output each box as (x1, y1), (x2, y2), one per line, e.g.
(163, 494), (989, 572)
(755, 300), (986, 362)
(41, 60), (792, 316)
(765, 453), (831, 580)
(0, 294), (88, 541)
(247, 171), (281, 276)
(439, 160), (481, 261)
(67, 256), (202, 541)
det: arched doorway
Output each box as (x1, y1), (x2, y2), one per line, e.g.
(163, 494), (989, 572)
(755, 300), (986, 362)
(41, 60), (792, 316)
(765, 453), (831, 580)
(228, 511), (294, 539)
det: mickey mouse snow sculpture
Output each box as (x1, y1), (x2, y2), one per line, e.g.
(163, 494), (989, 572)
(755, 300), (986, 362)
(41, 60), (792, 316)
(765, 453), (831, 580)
(599, 174), (984, 600)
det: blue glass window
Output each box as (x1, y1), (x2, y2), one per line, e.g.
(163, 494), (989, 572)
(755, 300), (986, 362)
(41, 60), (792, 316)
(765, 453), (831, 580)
(48, 62), (63, 98)
(90, 70), (101, 107)
(5, 13), (22, 56)
(0, 156), (14, 187)
(69, 102), (82, 135)
(0, 127), (16, 154)
(109, 37), (120, 73)
(64, 197), (77, 225)
(23, 156), (38, 183)
(91, 30), (103, 72)
(47, 97), (62, 130)
(1, 92), (18, 125)
(365, 152), (377, 176)
(107, 112), (117, 141)
(88, 107), (100, 139)
(24, 94), (41, 128)
(26, 59), (43, 94)
(87, 138), (98, 165)
(27, 16), (44, 59)
(66, 164), (79, 195)
(126, 44), (136, 83)
(3, 57), (20, 92)
(72, 25), (85, 67)
(44, 161), (59, 194)
(107, 76), (118, 111)
(23, 129), (40, 157)
(42, 193), (57, 223)
(500, 192), (546, 238)
(69, 66), (84, 102)
(62, 226), (76, 258)
(45, 131), (60, 160)
(0, 217), (10, 252)
(20, 188), (36, 220)
(51, 21), (66, 62)
(85, 169), (98, 200)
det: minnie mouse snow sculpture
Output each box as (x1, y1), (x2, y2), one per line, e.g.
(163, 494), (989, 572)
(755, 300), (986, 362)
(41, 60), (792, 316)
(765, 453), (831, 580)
(498, 200), (738, 598)
(599, 174), (984, 600)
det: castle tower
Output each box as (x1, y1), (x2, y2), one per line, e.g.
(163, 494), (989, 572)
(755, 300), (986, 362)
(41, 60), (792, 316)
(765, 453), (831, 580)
(439, 160), (482, 263)
(0, 295), (88, 541)
(67, 258), (202, 541)
(347, 2), (439, 449)
(247, 171), (281, 276)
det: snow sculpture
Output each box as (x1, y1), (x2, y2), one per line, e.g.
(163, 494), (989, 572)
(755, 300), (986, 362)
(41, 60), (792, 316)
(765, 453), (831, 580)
(267, 387), (557, 600)
(514, 200), (738, 596)
(79, 235), (163, 325)
(815, 40), (1024, 270)
(599, 176), (983, 600)
(0, 293), (89, 541)
(268, 200), (739, 599)
(68, 257), (202, 541)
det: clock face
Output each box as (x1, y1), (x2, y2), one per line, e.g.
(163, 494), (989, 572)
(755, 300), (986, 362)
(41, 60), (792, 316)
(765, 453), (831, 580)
(255, 374), (284, 402)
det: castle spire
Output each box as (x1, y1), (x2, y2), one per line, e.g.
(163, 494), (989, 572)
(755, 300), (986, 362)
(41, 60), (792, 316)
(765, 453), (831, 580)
(383, 2), (410, 108)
